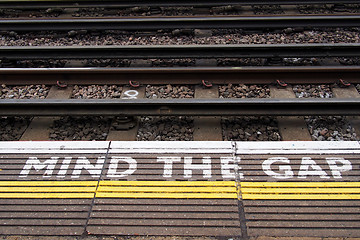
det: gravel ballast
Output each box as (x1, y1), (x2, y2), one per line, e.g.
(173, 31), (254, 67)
(137, 84), (195, 141)
(293, 84), (357, 141)
(2, 28), (360, 68)
(219, 84), (281, 141)
(137, 116), (194, 141)
(0, 84), (50, 99)
(0, 117), (30, 141)
(1, 29), (360, 47)
(49, 116), (112, 141)
(145, 84), (194, 99)
(72, 85), (123, 99)
(356, 84), (360, 94)
(0, 84), (50, 140)
(222, 116), (281, 141)
(219, 84), (270, 98)
(47, 85), (123, 140)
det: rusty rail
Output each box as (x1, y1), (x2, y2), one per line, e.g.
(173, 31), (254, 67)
(1, 15), (360, 31)
(1, 43), (360, 59)
(1, 98), (360, 116)
(1, 66), (360, 85)
(0, 0), (358, 9)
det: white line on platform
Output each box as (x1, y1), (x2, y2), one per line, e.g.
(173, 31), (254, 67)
(0, 141), (359, 154)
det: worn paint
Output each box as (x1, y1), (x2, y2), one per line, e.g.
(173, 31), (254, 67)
(1, 180), (359, 199)
(261, 157), (353, 179)
(16, 155), (354, 180)
(0, 180), (237, 199)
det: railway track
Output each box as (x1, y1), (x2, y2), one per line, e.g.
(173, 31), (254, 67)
(1, 81), (359, 141)
(0, 0), (359, 8)
(0, 0), (359, 19)
(1, 97), (360, 116)
(1, 43), (360, 59)
(1, 0), (359, 31)
(1, 66), (359, 84)
(2, 15), (360, 31)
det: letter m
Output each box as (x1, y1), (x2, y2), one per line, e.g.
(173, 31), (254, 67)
(19, 157), (58, 178)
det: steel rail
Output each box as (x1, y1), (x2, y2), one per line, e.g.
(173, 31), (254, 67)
(1, 15), (360, 31)
(1, 44), (360, 60)
(0, 0), (358, 9)
(1, 66), (360, 85)
(1, 98), (359, 116)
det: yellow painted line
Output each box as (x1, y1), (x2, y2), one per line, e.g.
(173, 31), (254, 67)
(0, 193), (95, 198)
(242, 194), (360, 200)
(99, 181), (236, 187)
(242, 188), (360, 194)
(0, 187), (96, 192)
(96, 192), (238, 199)
(98, 186), (236, 193)
(0, 181), (98, 186)
(240, 182), (360, 200)
(241, 182), (360, 188)
(97, 181), (237, 198)
(1, 181), (358, 199)
(0, 181), (237, 198)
